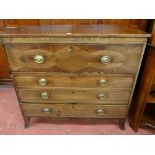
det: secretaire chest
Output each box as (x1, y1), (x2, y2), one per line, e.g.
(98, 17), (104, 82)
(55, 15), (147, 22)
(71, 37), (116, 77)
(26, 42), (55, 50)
(0, 24), (150, 129)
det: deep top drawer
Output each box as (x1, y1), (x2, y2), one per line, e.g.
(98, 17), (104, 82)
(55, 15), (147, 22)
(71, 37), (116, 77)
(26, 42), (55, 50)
(5, 43), (144, 74)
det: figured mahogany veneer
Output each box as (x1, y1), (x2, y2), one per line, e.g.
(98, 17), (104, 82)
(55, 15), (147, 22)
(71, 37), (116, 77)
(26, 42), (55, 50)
(5, 44), (144, 74)
(0, 24), (150, 129)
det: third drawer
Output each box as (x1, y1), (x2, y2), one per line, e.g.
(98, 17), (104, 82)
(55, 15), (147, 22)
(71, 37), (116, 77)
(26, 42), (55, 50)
(16, 89), (131, 104)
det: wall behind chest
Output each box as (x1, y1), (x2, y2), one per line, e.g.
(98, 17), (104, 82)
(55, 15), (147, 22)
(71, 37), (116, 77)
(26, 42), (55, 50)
(3, 19), (148, 30)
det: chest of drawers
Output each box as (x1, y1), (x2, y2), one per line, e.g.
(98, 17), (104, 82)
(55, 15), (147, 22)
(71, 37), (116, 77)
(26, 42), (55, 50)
(0, 24), (150, 129)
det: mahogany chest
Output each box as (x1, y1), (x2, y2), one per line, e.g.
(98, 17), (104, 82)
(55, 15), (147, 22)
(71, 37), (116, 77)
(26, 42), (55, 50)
(0, 24), (150, 129)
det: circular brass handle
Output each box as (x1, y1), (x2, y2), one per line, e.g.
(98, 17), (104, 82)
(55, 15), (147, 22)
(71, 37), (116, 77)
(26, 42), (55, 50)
(98, 92), (106, 101)
(68, 46), (73, 52)
(41, 92), (49, 99)
(98, 79), (108, 87)
(42, 107), (52, 113)
(100, 56), (111, 64)
(38, 78), (48, 86)
(34, 55), (44, 64)
(96, 109), (105, 116)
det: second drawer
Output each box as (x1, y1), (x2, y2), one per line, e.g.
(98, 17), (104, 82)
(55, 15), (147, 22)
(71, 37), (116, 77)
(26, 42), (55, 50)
(13, 74), (134, 89)
(17, 89), (131, 104)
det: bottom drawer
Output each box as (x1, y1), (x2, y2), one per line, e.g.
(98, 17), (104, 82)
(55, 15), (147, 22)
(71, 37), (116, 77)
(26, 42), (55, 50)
(21, 103), (128, 118)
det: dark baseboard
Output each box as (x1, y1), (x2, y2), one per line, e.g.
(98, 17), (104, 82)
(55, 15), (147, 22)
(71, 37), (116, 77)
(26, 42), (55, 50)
(0, 78), (13, 85)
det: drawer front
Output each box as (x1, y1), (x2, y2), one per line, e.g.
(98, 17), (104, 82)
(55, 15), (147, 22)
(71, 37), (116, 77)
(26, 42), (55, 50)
(13, 74), (134, 89)
(21, 103), (128, 118)
(5, 44), (143, 75)
(17, 89), (131, 104)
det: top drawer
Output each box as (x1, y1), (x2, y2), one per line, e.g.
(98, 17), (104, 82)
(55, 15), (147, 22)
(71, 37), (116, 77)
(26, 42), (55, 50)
(4, 43), (144, 74)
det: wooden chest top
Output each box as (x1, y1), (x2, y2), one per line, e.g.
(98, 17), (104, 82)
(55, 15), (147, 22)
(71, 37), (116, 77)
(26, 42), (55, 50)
(0, 24), (150, 37)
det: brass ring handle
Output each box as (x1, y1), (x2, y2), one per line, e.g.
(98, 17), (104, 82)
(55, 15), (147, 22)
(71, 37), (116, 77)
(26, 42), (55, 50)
(98, 92), (106, 101)
(68, 46), (73, 52)
(38, 78), (48, 86)
(42, 107), (52, 113)
(98, 79), (108, 87)
(100, 56), (111, 64)
(41, 92), (49, 99)
(96, 109), (105, 116)
(34, 55), (44, 64)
